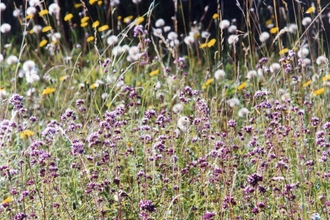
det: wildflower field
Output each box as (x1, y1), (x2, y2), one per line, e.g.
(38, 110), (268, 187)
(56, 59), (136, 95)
(1, 0), (330, 219)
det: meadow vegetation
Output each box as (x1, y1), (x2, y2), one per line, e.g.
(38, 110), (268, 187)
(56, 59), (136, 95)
(0, 0), (330, 219)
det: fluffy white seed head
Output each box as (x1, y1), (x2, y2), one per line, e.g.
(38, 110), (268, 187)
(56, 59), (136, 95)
(214, 69), (226, 80)
(184, 35), (194, 46)
(177, 116), (190, 132)
(228, 25), (237, 33)
(1, 23), (11, 33)
(302, 17), (312, 26)
(316, 55), (328, 65)
(172, 103), (183, 114)
(238, 107), (250, 117)
(270, 63), (281, 73)
(0, 2), (6, 11)
(155, 18), (165, 27)
(226, 98), (240, 108)
(23, 60), (36, 72)
(6, 55), (18, 65)
(259, 32), (270, 43)
(219, 19), (230, 29)
(228, 35), (239, 44)
(107, 35), (118, 46)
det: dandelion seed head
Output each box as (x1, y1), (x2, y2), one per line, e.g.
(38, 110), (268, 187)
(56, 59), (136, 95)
(155, 18), (165, 27)
(177, 116), (190, 132)
(201, 31), (211, 39)
(259, 32), (270, 43)
(0, 2), (6, 11)
(219, 19), (230, 29)
(238, 107), (250, 117)
(13, 9), (21, 17)
(302, 17), (312, 26)
(270, 63), (281, 73)
(107, 35), (118, 46)
(228, 35), (239, 44)
(163, 26), (171, 32)
(26, 6), (37, 15)
(316, 55), (327, 65)
(228, 25), (237, 33)
(6, 55), (18, 65)
(246, 70), (258, 80)
(214, 69), (226, 80)
(1, 23), (11, 33)
(172, 103), (183, 114)
(184, 35), (194, 46)
(49, 3), (60, 18)
(226, 98), (240, 107)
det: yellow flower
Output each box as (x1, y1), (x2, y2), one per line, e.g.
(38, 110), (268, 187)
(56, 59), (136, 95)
(117, 16), (122, 20)
(20, 130), (34, 138)
(90, 84), (98, 89)
(149, 69), (159, 76)
(29, 29), (34, 34)
(89, 0), (98, 5)
(81, 22), (88, 27)
(42, 26), (52, 32)
(212, 13), (219, 19)
(205, 78), (214, 86)
(87, 36), (94, 42)
(64, 13), (73, 21)
(98, 25), (109, 32)
(305, 6), (315, 14)
(74, 3), (82, 8)
(60, 75), (68, 81)
(312, 88), (325, 96)
(136, 81), (141, 86)
(237, 82), (247, 90)
(322, 75), (330, 82)
(135, 16), (144, 25)
(303, 80), (311, 87)
(26, 14), (34, 19)
(207, 38), (216, 47)
(2, 196), (13, 204)
(39, 39), (48, 47)
(123, 15), (134, 24)
(270, 27), (279, 34)
(98, 1), (102, 6)
(199, 43), (207, 49)
(92, 20), (100, 28)
(279, 48), (288, 55)
(39, 9), (49, 17)
(81, 17), (90, 23)
(42, 87), (55, 95)
(265, 19), (273, 26)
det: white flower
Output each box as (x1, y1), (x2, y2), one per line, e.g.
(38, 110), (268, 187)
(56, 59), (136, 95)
(219, 19), (230, 29)
(228, 25), (237, 33)
(0, 54), (3, 63)
(167, 31), (178, 41)
(238, 107), (250, 117)
(26, 6), (37, 15)
(107, 35), (118, 46)
(177, 116), (190, 132)
(13, 9), (21, 17)
(226, 98), (240, 107)
(270, 63), (281, 73)
(0, 2), (6, 11)
(6, 55), (18, 65)
(163, 26), (171, 32)
(49, 3), (60, 18)
(201, 31), (210, 39)
(297, 48), (309, 58)
(302, 17), (312, 26)
(155, 18), (165, 27)
(246, 70), (257, 80)
(184, 35), (194, 46)
(312, 74), (319, 82)
(316, 55), (328, 65)
(1, 23), (11, 33)
(29, 0), (41, 7)
(214, 69), (225, 80)
(52, 32), (61, 41)
(228, 35), (239, 44)
(110, 0), (120, 6)
(23, 60), (36, 72)
(172, 103), (183, 114)
(259, 32), (270, 43)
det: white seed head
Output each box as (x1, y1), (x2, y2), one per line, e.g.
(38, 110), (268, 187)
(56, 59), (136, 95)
(0, 2), (6, 11)
(226, 97), (240, 108)
(6, 55), (18, 65)
(228, 25), (237, 33)
(302, 17), (312, 26)
(155, 18), (165, 27)
(270, 63), (281, 73)
(107, 35), (118, 46)
(0, 23), (11, 33)
(228, 35), (239, 44)
(246, 70), (258, 80)
(177, 116), (190, 132)
(172, 103), (183, 114)
(259, 32), (270, 43)
(219, 19), (230, 29)
(214, 69), (226, 80)
(238, 107), (250, 117)
(316, 55), (328, 65)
